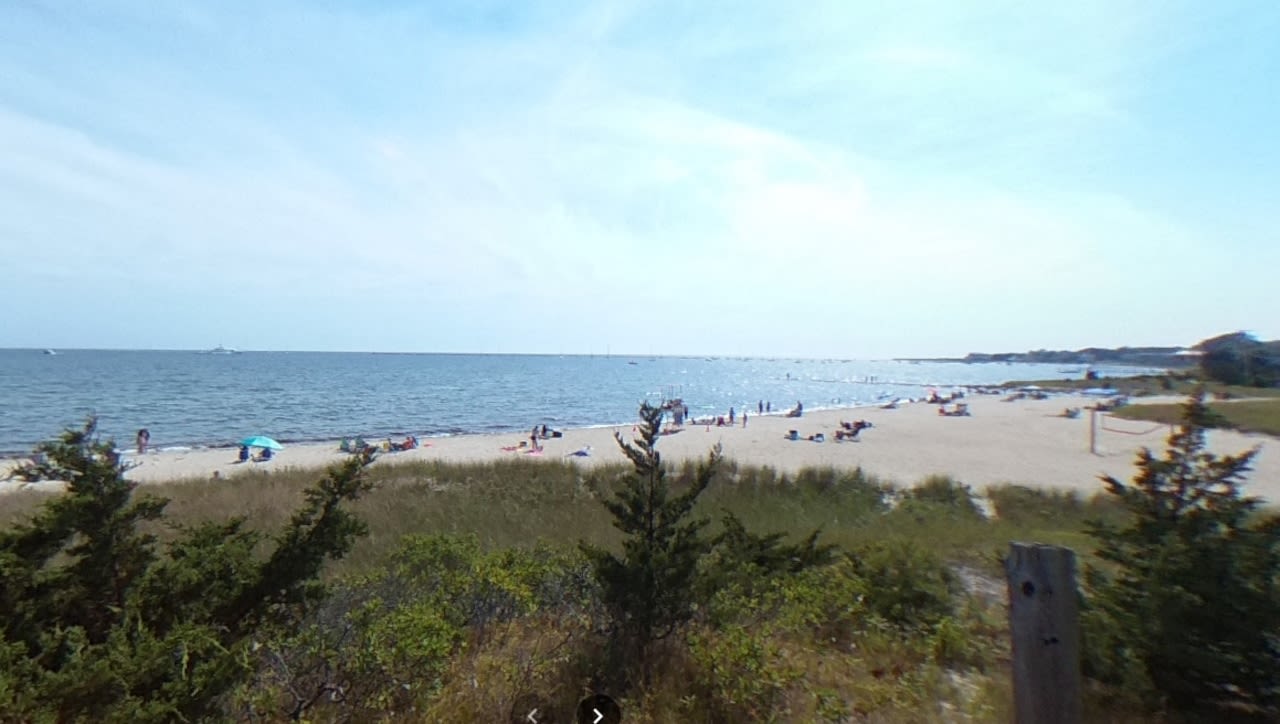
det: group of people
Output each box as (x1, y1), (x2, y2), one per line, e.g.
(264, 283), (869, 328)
(237, 444), (272, 462)
(784, 429), (825, 442)
(338, 435), (421, 455)
(529, 423), (563, 448)
(783, 418), (873, 443)
(835, 419), (873, 440)
(690, 399), (804, 428)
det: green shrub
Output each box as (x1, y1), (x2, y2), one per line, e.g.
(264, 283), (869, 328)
(1083, 392), (1280, 716)
(244, 535), (598, 718)
(687, 623), (801, 722)
(847, 540), (960, 629)
(704, 560), (867, 646)
(0, 420), (373, 722)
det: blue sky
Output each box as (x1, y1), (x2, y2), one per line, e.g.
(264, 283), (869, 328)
(1, 0), (1276, 357)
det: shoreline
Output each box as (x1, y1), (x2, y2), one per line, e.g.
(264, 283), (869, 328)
(6, 394), (1279, 502)
(0, 397), (940, 460)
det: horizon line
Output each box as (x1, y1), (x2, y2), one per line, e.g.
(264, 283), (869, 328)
(1, 345), (1192, 362)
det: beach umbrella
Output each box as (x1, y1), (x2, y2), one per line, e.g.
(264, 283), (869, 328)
(239, 435), (283, 450)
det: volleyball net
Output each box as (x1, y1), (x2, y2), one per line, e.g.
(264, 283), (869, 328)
(1089, 410), (1172, 453)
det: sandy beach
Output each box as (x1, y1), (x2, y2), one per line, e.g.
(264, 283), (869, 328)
(6, 394), (1278, 502)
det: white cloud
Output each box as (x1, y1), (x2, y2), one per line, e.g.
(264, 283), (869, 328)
(0, 0), (1276, 354)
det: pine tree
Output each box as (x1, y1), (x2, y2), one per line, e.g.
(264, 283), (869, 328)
(0, 418), (375, 722)
(581, 401), (721, 687)
(1084, 391), (1280, 714)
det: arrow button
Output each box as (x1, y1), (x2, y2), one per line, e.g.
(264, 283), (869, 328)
(576, 694), (621, 724)
(527, 708), (539, 723)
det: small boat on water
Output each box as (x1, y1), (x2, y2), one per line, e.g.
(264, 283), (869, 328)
(42, 349), (56, 355)
(204, 345), (238, 355)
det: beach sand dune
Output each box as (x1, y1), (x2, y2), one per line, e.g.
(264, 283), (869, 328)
(5, 396), (1278, 502)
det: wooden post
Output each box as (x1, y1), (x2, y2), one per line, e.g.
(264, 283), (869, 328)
(1005, 543), (1081, 724)
(1089, 410), (1098, 455)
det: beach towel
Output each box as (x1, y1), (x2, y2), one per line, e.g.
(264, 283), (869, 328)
(500, 445), (520, 452)
(525, 448), (544, 457)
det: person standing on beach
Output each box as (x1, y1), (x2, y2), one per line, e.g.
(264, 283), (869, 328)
(766, 401), (772, 412)
(136, 428), (150, 454)
(743, 410), (748, 428)
(758, 400), (763, 415)
(729, 407), (735, 425)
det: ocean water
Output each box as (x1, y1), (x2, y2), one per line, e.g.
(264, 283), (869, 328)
(0, 349), (1158, 455)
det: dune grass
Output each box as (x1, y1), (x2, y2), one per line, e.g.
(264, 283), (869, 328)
(1, 455), (1127, 581)
(1110, 398), (1280, 437)
(0, 453), (1164, 721)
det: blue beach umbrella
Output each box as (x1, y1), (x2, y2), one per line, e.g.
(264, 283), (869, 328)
(239, 435), (283, 450)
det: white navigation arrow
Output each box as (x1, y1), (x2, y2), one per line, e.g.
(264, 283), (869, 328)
(526, 708), (539, 723)
(593, 708), (603, 724)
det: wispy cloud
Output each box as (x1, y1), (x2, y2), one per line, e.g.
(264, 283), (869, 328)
(0, 0), (1276, 354)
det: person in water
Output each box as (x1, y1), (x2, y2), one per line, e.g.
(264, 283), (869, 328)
(136, 428), (150, 454)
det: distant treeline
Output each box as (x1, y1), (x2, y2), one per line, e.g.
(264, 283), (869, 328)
(927, 331), (1279, 388)
(901, 346), (1196, 367)
(1195, 331), (1280, 388)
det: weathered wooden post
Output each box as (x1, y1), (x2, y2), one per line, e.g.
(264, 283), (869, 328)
(1089, 409), (1098, 455)
(1005, 542), (1081, 724)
